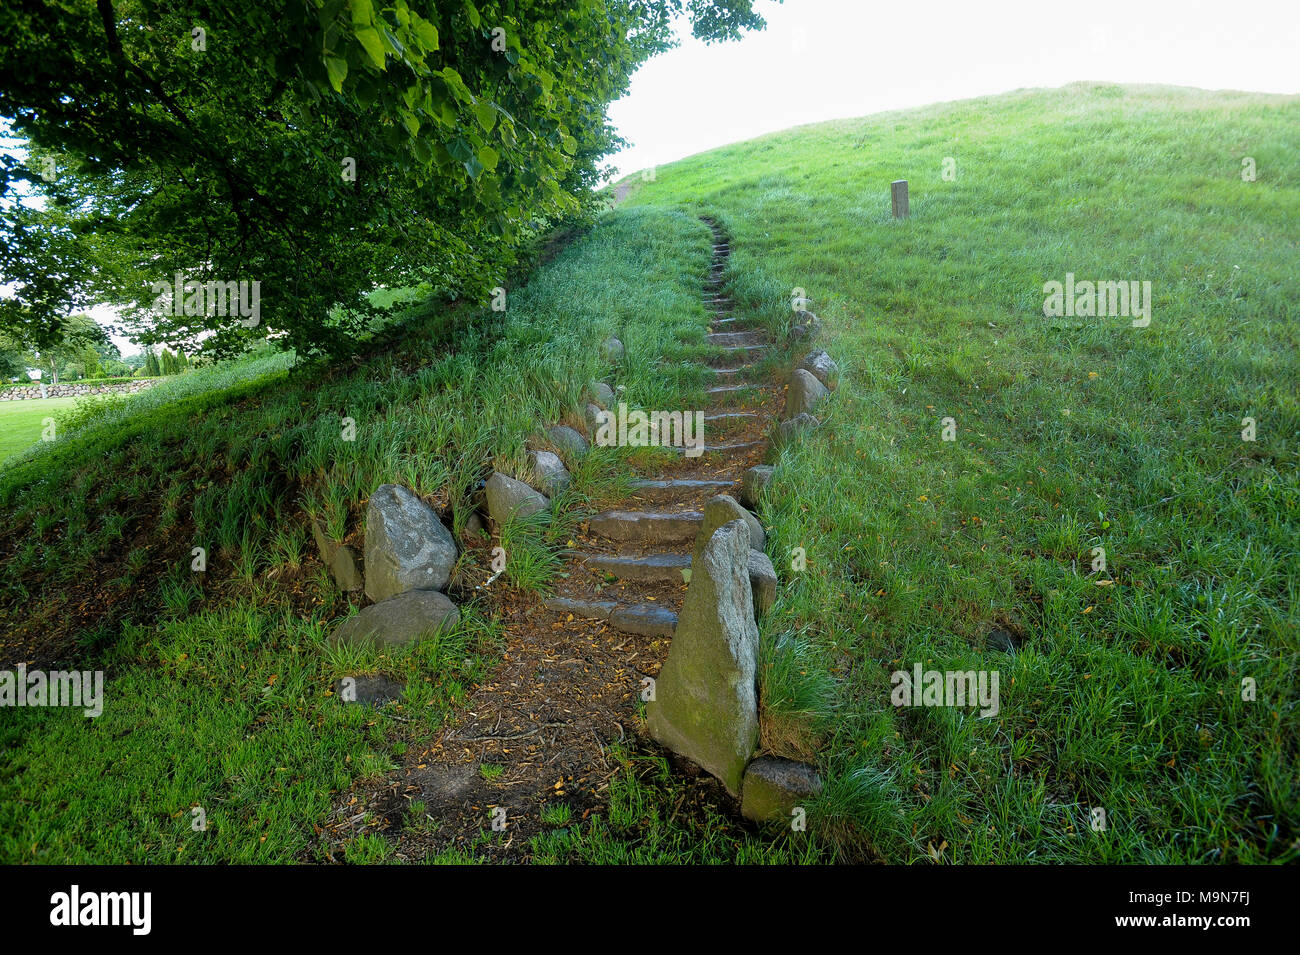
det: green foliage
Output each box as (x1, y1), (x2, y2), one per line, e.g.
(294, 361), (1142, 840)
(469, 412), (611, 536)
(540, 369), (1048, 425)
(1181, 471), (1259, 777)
(0, 0), (773, 358)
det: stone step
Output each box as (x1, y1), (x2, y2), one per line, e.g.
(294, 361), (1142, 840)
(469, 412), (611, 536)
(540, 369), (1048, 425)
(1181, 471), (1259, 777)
(630, 478), (736, 502)
(715, 343), (767, 355)
(543, 596), (618, 619)
(704, 412), (760, 424)
(707, 331), (765, 346)
(580, 552), (692, 583)
(667, 440), (763, 457)
(587, 509), (704, 544)
(611, 603), (678, 638)
(709, 365), (760, 378)
(543, 595), (678, 637)
(707, 383), (758, 398)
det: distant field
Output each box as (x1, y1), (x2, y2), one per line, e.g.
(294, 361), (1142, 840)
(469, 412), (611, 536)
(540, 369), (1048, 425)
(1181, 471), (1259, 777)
(0, 396), (92, 463)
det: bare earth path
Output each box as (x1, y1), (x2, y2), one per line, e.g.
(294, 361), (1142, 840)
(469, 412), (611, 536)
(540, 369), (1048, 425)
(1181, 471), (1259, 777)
(321, 219), (781, 862)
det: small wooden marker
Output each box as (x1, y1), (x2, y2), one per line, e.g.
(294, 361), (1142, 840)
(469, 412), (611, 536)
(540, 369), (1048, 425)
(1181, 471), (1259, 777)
(891, 179), (909, 218)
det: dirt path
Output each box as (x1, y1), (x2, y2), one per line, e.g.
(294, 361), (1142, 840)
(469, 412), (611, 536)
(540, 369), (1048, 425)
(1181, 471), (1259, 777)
(321, 218), (781, 862)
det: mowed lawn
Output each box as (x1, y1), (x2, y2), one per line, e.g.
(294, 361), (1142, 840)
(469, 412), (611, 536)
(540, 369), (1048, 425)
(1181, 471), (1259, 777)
(0, 396), (88, 463)
(627, 83), (1299, 862)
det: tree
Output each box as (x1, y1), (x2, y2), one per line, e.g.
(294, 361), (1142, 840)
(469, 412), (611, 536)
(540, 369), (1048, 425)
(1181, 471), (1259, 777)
(142, 349), (161, 377)
(0, 1), (773, 359)
(26, 312), (111, 384)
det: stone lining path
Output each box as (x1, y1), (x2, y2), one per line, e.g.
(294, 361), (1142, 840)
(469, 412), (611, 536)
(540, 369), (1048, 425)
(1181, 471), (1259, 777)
(318, 218), (783, 862)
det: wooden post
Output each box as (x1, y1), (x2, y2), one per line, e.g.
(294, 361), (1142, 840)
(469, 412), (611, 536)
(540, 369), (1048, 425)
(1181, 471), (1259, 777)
(891, 179), (909, 218)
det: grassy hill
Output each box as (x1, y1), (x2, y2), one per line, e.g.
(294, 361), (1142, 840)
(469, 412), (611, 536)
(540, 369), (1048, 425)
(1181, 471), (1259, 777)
(1, 83), (1295, 863)
(621, 82), (1299, 862)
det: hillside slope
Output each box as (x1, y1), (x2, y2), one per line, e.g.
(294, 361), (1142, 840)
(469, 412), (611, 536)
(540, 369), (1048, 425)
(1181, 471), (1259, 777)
(623, 83), (1298, 862)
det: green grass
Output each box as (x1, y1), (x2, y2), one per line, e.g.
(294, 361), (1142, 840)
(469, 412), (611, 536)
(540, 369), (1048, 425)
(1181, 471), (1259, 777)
(0, 395), (95, 463)
(621, 82), (1299, 863)
(0, 206), (718, 863)
(4, 83), (1296, 865)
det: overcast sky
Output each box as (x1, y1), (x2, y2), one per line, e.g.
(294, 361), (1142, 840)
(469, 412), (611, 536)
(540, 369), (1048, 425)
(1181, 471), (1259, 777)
(606, 0), (1300, 180)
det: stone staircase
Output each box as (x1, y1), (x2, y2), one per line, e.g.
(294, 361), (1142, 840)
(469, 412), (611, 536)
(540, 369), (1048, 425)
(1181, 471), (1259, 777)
(545, 220), (775, 642)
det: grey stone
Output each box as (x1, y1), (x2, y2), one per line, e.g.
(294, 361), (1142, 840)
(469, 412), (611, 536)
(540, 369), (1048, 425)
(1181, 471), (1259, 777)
(692, 494), (764, 565)
(547, 425), (589, 458)
(748, 549), (777, 616)
(776, 413), (820, 446)
(584, 402), (608, 435)
(364, 484), (458, 602)
(591, 381), (616, 408)
(329, 590), (460, 649)
(311, 517), (337, 564)
(646, 519), (760, 796)
(798, 350), (839, 390)
(601, 336), (625, 362)
(527, 450), (570, 496)
(485, 472), (550, 525)
(463, 512), (486, 540)
(543, 596), (618, 619)
(741, 757), (823, 824)
(581, 552), (691, 583)
(330, 544), (363, 592)
(609, 603), (678, 638)
(588, 510), (703, 544)
(784, 368), (829, 419)
(334, 673), (405, 706)
(740, 466), (774, 509)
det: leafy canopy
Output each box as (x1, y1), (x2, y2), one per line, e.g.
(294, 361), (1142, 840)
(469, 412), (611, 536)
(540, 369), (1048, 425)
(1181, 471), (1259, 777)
(0, 0), (772, 357)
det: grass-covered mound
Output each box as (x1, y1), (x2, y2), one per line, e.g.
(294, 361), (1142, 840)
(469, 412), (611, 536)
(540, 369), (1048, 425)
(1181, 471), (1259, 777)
(624, 83), (1298, 863)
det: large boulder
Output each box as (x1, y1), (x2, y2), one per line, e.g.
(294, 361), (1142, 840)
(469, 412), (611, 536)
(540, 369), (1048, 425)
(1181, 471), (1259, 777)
(329, 590), (460, 650)
(364, 484), (457, 602)
(740, 465), (774, 510)
(547, 425), (589, 459)
(784, 368), (829, 419)
(485, 472), (550, 525)
(741, 757), (823, 824)
(692, 494), (764, 565)
(646, 519), (760, 796)
(798, 350), (839, 390)
(527, 450), (571, 496)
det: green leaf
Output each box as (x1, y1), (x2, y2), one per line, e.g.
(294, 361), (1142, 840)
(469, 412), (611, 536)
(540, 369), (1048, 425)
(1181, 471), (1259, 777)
(465, 2), (482, 29)
(399, 109), (420, 136)
(349, 0), (374, 28)
(477, 145), (498, 171)
(324, 56), (348, 92)
(475, 101), (496, 132)
(354, 27), (386, 69)
(411, 13), (439, 51)
(446, 137), (474, 163)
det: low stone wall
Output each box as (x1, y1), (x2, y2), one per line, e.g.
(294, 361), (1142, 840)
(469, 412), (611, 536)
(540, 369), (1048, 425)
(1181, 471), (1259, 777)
(0, 379), (160, 401)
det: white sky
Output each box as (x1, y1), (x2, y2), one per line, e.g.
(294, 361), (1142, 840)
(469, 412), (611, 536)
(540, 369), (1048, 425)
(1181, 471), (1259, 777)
(606, 0), (1300, 180)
